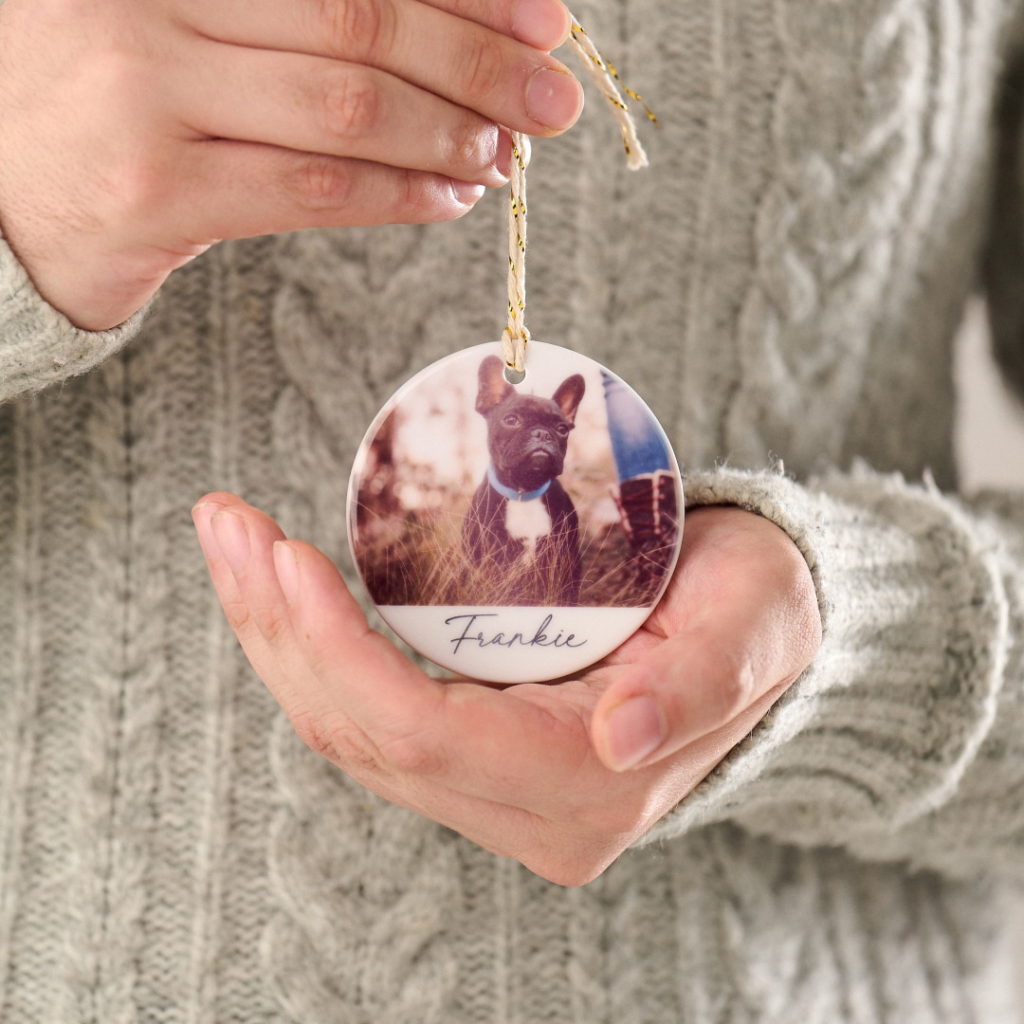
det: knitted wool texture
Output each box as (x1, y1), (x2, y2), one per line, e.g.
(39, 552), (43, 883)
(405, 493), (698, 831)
(3, 1), (1024, 1021)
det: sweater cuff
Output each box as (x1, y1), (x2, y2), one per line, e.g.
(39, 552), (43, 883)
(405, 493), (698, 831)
(0, 233), (147, 402)
(640, 464), (1008, 861)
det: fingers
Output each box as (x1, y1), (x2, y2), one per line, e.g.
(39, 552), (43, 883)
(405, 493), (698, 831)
(189, 491), (574, 866)
(0, 0), (575, 331)
(269, 535), (598, 806)
(192, 494), (303, 705)
(177, 0), (583, 137)
(193, 493), (443, 730)
(163, 139), (483, 244)
(590, 508), (822, 772)
(175, 40), (513, 187)
(269, 536), (449, 733)
(191, 493), (606, 819)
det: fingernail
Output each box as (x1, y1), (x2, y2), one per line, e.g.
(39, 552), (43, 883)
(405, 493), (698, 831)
(273, 541), (300, 604)
(191, 499), (222, 525)
(512, 0), (571, 49)
(210, 510), (250, 575)
(451, 179), (486, 206)
(526, 66), (583, 130)
(603, 695), (666, 771)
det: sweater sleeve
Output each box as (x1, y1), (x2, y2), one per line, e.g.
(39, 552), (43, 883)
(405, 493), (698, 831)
(640, 463), (1024, 881)
(0, 232), (147, 402)
(641, 24), (1024, 882)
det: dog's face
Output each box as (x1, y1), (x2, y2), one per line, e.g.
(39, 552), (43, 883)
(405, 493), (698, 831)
(475, 356), (586, 492)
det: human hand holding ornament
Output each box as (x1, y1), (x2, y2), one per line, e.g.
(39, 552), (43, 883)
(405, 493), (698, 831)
(0, 0), (580, 330)
(192, 496), (821, 886)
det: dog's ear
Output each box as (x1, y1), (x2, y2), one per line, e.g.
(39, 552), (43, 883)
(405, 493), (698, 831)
(476, 356), (515, 415)
(552, 374), (586, 424)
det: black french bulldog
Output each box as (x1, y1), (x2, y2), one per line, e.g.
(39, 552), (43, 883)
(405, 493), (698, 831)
(462, 355), (586, 605)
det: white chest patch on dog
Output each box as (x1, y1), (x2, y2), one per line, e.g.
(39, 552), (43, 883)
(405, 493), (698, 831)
(505, 498), (552, 560)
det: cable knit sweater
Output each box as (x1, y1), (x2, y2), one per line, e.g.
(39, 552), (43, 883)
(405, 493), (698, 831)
(4, 1), (1024, 1021)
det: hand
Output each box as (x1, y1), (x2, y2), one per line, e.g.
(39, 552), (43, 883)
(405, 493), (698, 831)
(192, 496), (821, 886)
(0, 0), (579, 330)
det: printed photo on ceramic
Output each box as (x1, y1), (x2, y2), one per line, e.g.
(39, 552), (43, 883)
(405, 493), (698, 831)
(347, 341), (684, 682)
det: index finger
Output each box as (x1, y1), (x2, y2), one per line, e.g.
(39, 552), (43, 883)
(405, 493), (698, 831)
(178, 0), (573, 53)
(180, 0), (582, 135)
(196, 497), (604, 809)
(193, 493), (443, 742)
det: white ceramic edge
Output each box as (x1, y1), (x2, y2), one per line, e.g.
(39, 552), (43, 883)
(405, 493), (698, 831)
(378, 605), (654, 683)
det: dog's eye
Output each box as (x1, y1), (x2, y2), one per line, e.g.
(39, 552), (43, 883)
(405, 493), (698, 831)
(503, 414), (520, 428)
(555, 423), (570, 436)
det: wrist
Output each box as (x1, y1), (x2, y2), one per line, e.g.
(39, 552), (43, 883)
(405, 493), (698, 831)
(0, 219), (184, 330)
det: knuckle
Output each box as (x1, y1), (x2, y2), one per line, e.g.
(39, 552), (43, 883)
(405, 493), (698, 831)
(90, 45), (145, 98)
(76, 28), (161, 123)
(445, 117), (494, 175)
(321, 67), (381, 141)
(292, 155), (357, 211)
(48, 49), (169, 228)
(258, 607), (293, 648)
(289, 710), (443, 778)
(455, 35), (504, 101)
(219, 594), (254, 634)
(107, 159), (163, 225)
(715, 651), (758, 721)
(292, 710), (387, 774)
(322, 0), (396, 60)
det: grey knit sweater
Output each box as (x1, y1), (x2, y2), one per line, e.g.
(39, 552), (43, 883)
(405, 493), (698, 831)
(4, 1), (1024, 1021)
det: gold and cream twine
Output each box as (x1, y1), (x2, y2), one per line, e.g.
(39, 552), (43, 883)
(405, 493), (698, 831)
(500, 15), (656, 377)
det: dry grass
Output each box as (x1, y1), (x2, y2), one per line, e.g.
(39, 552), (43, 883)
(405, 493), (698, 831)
(354, 503), (672, 608)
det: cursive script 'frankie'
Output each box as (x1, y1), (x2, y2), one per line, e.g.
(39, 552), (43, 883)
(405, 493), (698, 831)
(445, 613), (589, 657)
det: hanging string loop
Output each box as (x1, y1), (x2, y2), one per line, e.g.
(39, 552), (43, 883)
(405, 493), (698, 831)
(500, 13), (656, 375)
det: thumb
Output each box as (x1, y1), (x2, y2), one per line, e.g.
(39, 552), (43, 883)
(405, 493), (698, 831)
(588, 506), (822, 773)
(589, 628), (753, 772)
(589, 609), (814, 773)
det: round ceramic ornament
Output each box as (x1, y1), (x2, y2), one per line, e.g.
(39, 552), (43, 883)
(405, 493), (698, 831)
(347, 341), (683, 683)
(346, 19), (671, 682)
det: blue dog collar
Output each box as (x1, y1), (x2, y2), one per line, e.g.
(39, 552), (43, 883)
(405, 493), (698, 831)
(487, 464), (552, 502)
